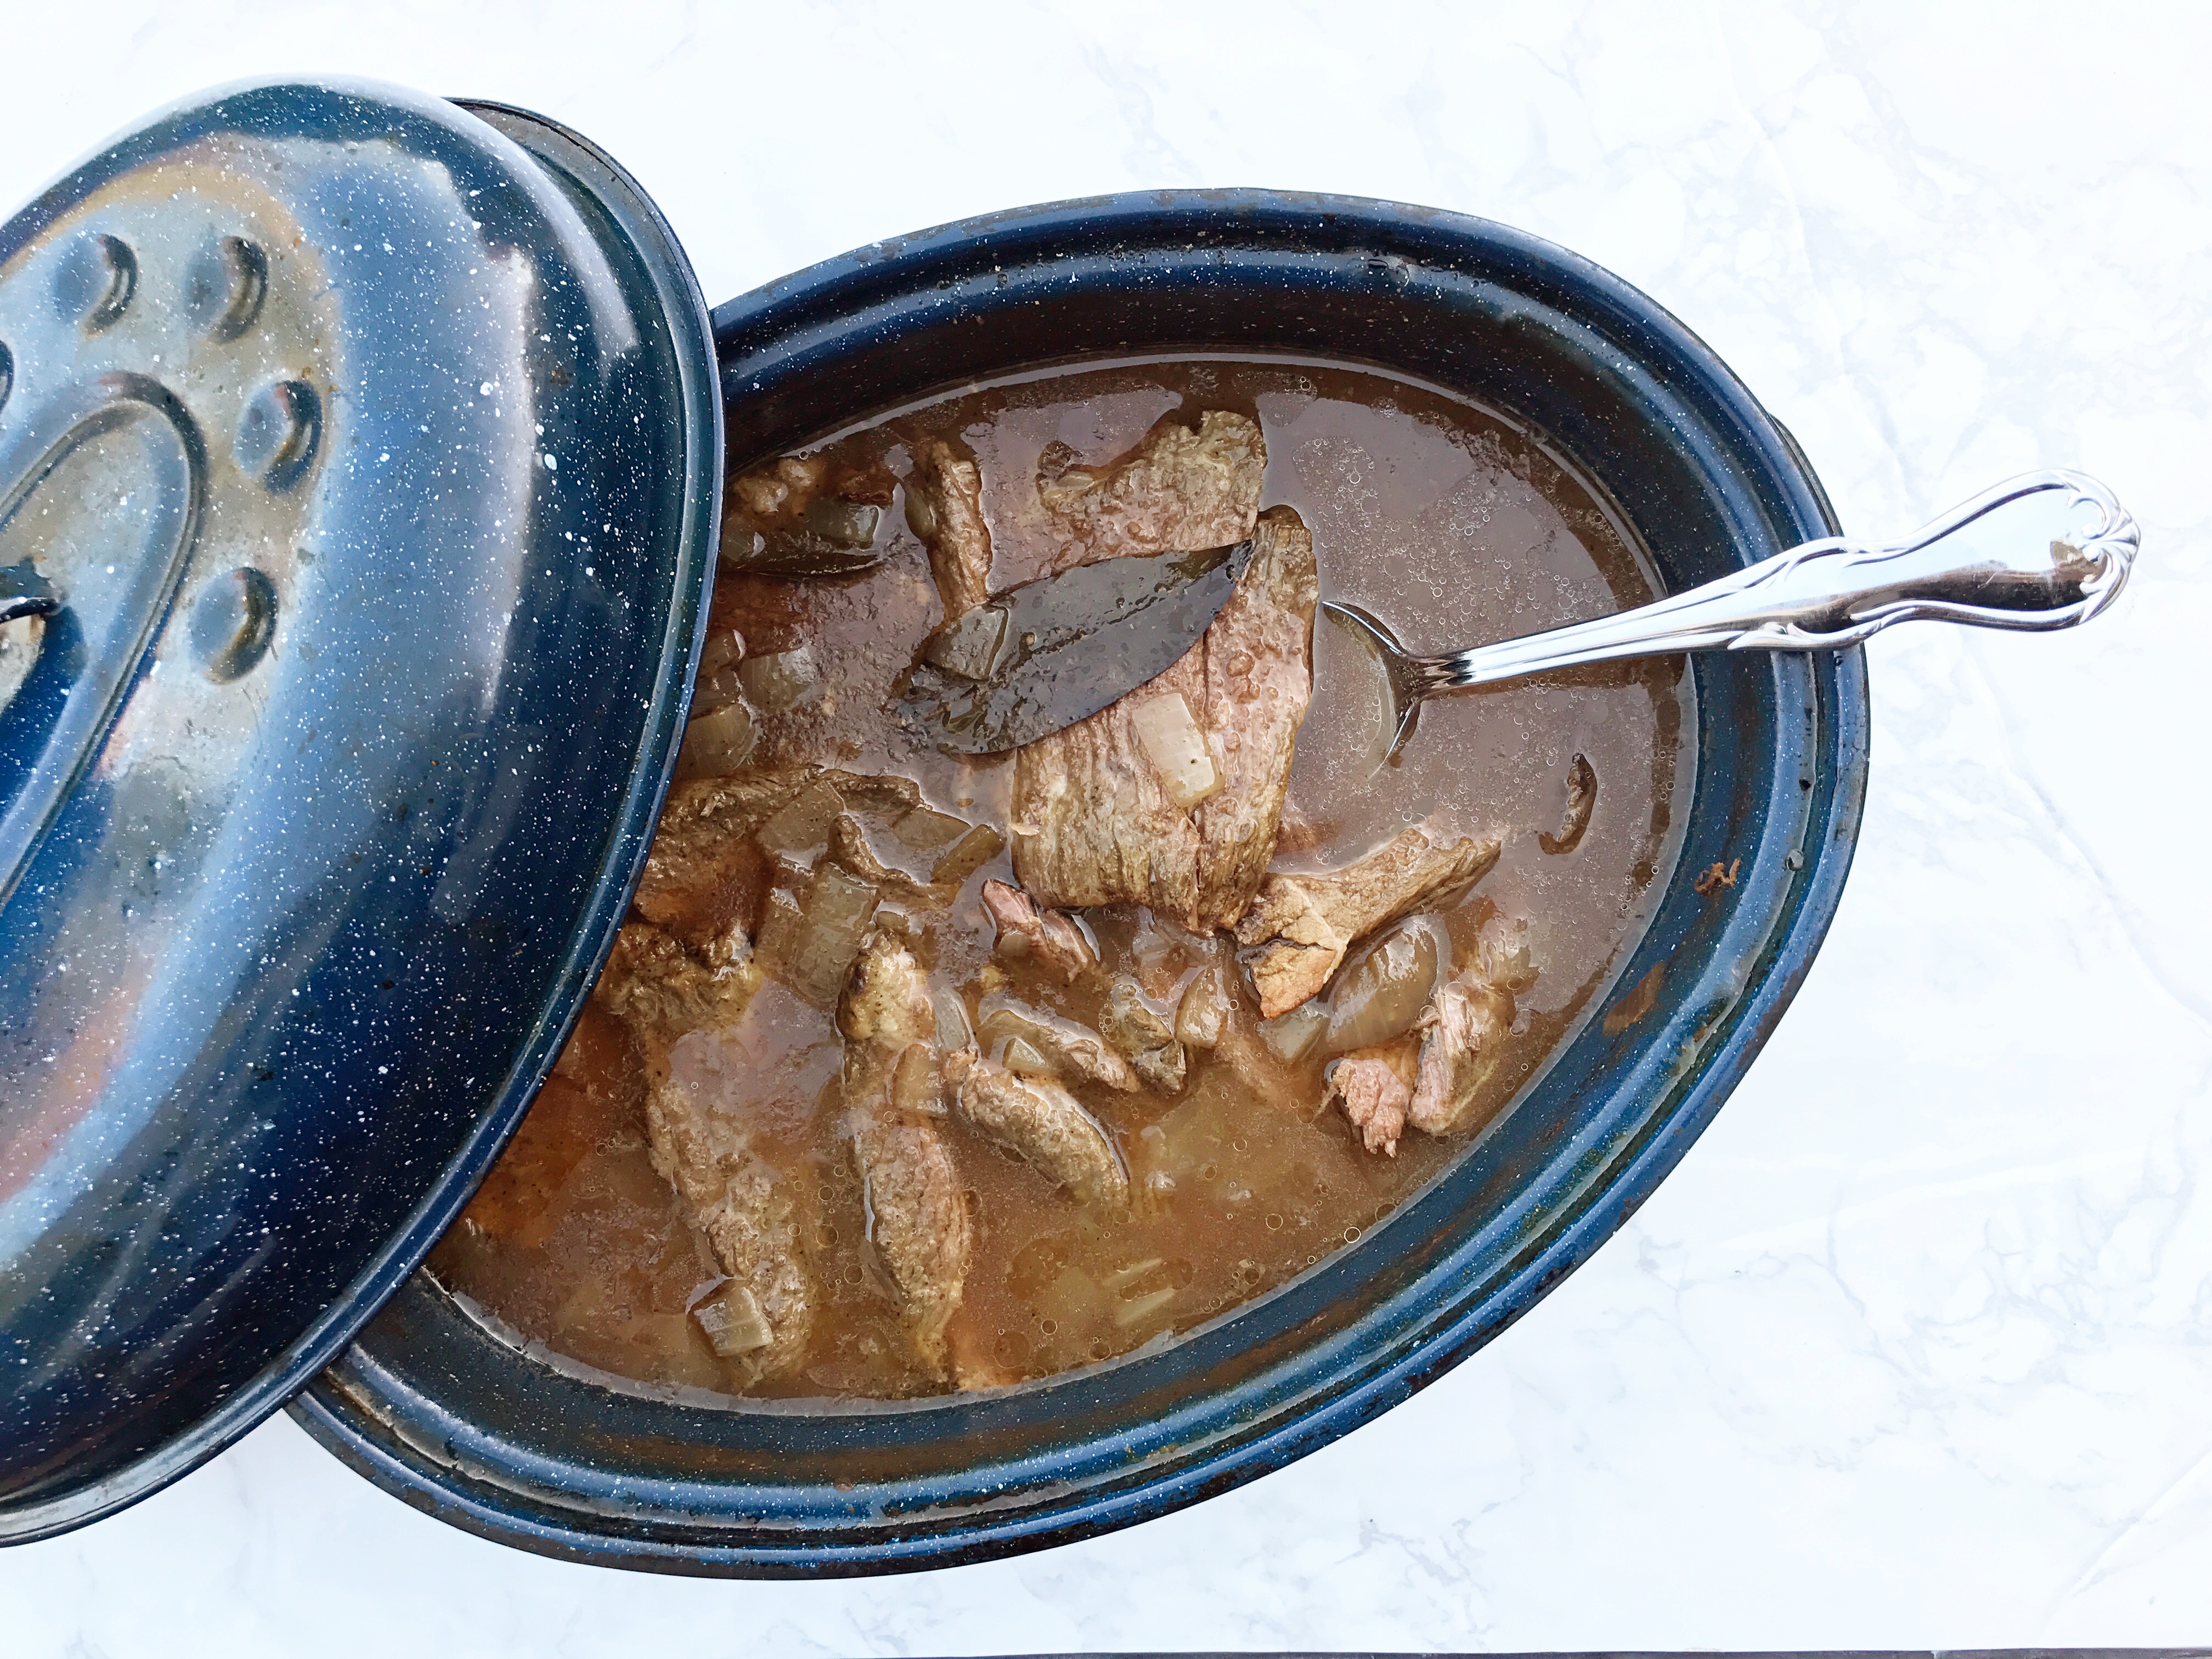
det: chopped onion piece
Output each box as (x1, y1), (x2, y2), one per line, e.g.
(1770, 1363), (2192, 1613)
(755, 778), (843, 862)
(1113, 1285), (1177, 1328)
(737, 646), (820, 714)
(1130, 692), (1221, 810)
(1322, 922), (1439, 1056)
(692, 1283), (773, 1357)
(932, 985), (973, 1051)
(1002, 1036), (1055, 1080)
(891, 1042), (945, 1116)
(673, 701), (755, 780)
(1175, 964), (1230, 1048)
(1256, 999), (1327, 1064)
(757, 862), (877, 1009)
(1102, 1257), (1166, 1293)
(928, 822), (1003, 886)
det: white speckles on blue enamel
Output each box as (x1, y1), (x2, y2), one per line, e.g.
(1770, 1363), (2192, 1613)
(0, 76), (714, 1539)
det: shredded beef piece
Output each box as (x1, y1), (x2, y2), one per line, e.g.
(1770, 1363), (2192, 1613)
(595, 919), (756, 1043)
(906, 440), (995, 622)
(849, 1110), (971, 1374)
(980, 878), (1097, 984)
(955, 1059), (1129, 1207)
(645, 1060), (815, 1384)
(839, 932), (973, 1375)
(1234, 827), (1502, 1018)
(1325, 1036), (1420, 1156)
(1098, 974), (1187, 1093)
(1408, 974), (1516, 1137)
(630, 770), (819, 944)
(593, 919), (814, 1384)
(1038, 410), (1266, 558)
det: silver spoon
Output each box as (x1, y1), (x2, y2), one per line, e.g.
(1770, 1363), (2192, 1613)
(1324, 469), (2138, 764)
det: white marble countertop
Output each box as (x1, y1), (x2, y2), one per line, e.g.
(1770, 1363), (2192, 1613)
(5, 2), (2208, 1652)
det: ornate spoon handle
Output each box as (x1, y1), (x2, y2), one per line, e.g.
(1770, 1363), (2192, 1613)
(1408, 469), (2137, 693)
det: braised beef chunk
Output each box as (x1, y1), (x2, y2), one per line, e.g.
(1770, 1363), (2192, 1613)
(591, 921), (817, 1385)
(1039, 409), (1266, 560)
(906, 439), (995, 622)
(1011, 505), (1318, 930)
(850, 1109), (970, 1375)
(1234, 826), (1503, 1018)
(1098, 975), (1187, 1094)
(838, 927), (936, 1088)
(645, 1059), (816, 1383)
(955, 1059), (1129, 1208)
(631, 771), (819, 945)
(980, 878), (1097, 984)
(1408, 974), (1517, 1137)
(595, 918), (755, 1042)
(839, 932), (972, 1375)
(1325, 1037), (1420, 1156)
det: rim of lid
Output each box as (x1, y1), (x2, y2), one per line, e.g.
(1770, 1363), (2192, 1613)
(0, 78), (720, 1542)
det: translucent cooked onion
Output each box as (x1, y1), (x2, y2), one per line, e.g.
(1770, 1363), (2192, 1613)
(672, 701), (755, 780)
(757, 862), (878, 1009)
(737, 646), (820, 714)
(1322, 922), (1439, 1056)
(1256, 1000), (1327, 1064)
(932, 985), (973, 1051)
(691, 1283), (772, 1357)
(1175, 964), (1230, 1048)
(1130, 691), (1222, 810)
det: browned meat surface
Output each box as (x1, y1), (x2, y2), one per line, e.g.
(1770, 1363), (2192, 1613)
(594, 919), (757, 1043)
(839, 932), (973, 1373)
(955, 1059), (1129, 1207)
(1009, 505), (1318, 930)
(1235, 827), (1503, 1018)
(645, 1058), (816, 1383)
(1408, 975), (1517, 1137)
(630, 770), (817, 944)
(980, 878), (1097, 984)
(838, 928), (935, 1087)
(849, 1110), (970, 1374)
(1098, 974), (1186, 1093)
(1325, 1037), (1420, 1156)
(978, 997), (1141, 1092)
(1038, 410), (1266, 558)
(906, 439), (995, 622)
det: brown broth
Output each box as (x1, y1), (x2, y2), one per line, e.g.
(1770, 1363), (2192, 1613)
(428, 356), (1692, 1401)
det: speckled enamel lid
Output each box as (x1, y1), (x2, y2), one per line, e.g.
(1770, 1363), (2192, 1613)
(0, 80), (720, 1540)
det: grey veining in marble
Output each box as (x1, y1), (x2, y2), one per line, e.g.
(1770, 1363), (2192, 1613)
(0, 1), (2205, 1654)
